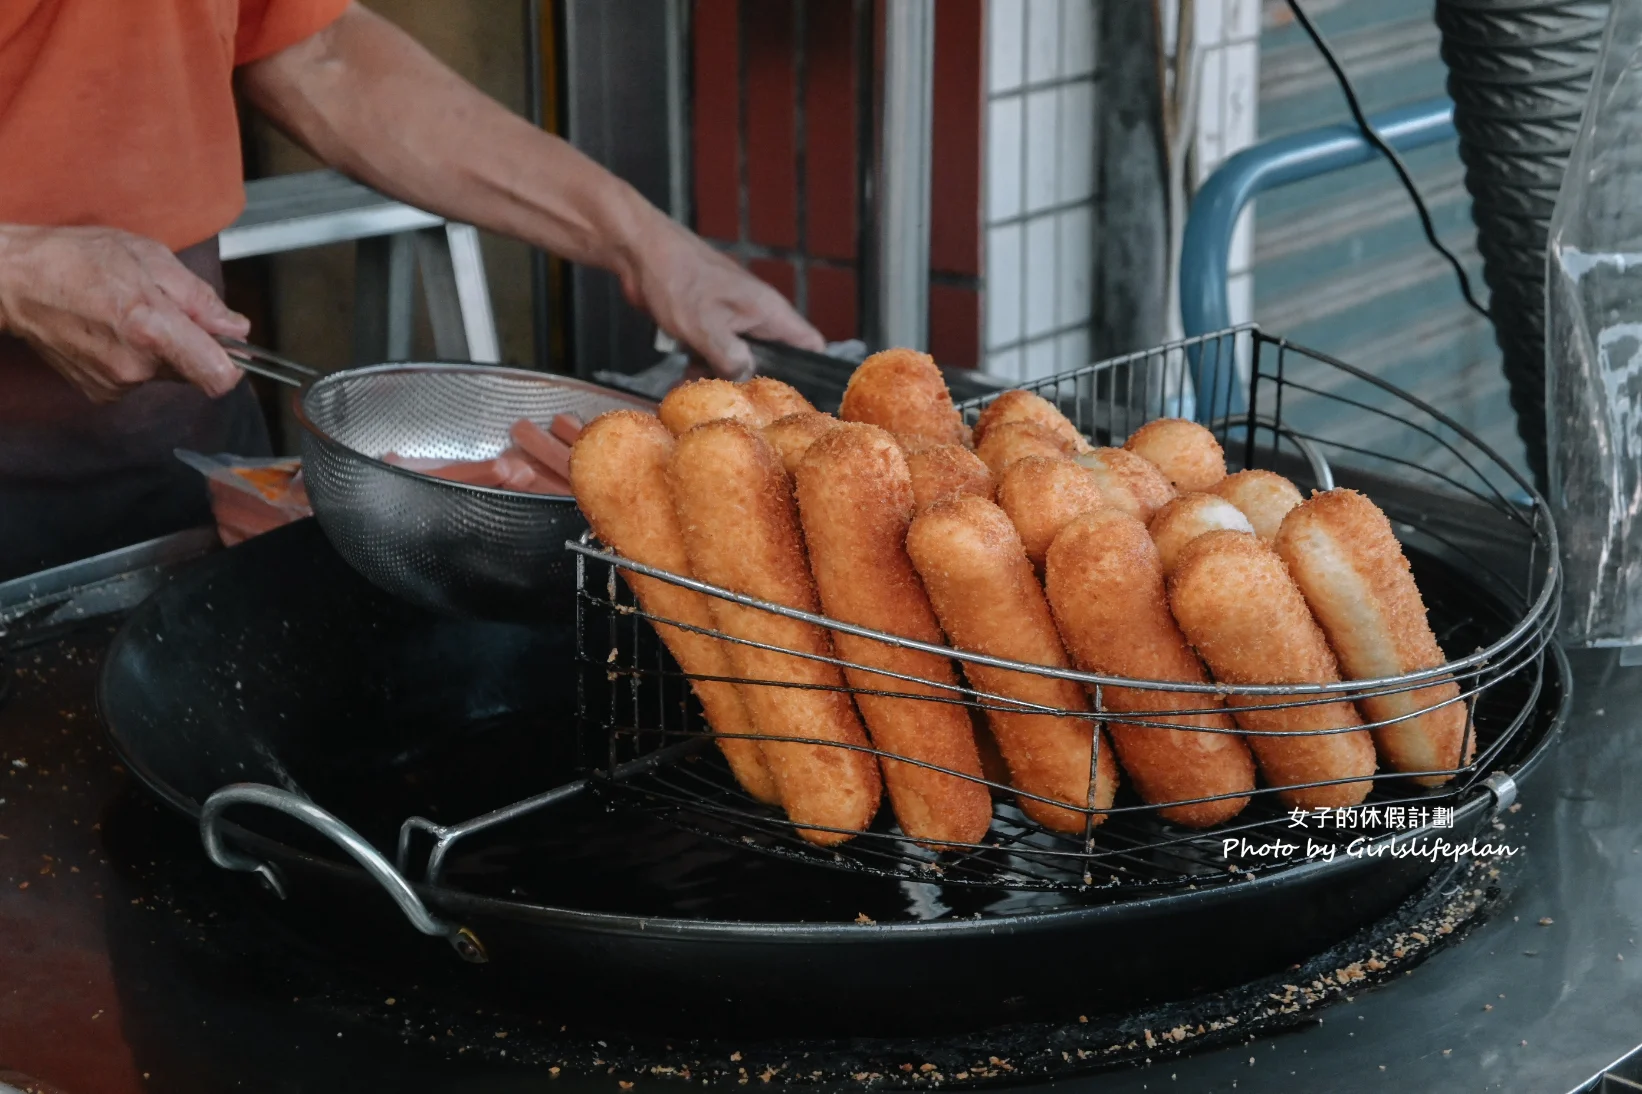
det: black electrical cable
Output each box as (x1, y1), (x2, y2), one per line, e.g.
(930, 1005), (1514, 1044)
(1285, 0), (1492, 321)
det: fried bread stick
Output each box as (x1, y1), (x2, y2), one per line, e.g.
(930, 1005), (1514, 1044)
(1275, 489), (1472, 786)
(764, 411), (839, 475)
(794, 424), (992, 846)
(973, 389), (1090, 452)
(1168, 530), (1378, 808)
(976, 420), (1078, 477)
(569, 411), (779, 804)
(659, 378), (765, 436)
(905, 443), (996, 510)
(839, 348), (969, 447)
(741, 376), (815, 422)
(1074, 447), (1177, 523)
(997, 456), (1110, 570)
(1124, 418), (1227, 492)
(1148, 492), (1256, 576)
(906, 495), (1119, 833)
(1045, 511), (1256, 827)
(668, 419), (882, 843)
(1211, 469), (1304, 542)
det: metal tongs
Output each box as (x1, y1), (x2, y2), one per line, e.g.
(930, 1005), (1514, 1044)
(217, 336), (321, 389)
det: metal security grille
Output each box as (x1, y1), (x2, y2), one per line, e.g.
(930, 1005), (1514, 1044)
(1254, 0), (1530, 480)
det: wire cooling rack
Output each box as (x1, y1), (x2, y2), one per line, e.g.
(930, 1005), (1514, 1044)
(566, 326), (1560, 894)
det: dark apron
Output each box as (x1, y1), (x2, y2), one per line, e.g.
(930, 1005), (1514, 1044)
(0, 237), (271, 581)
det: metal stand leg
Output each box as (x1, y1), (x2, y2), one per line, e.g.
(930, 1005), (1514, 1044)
(352, 233), (417, 364)
(876, 0), (936, 352)
(228, 171), (503, 367)
(415, 224), (501, 364)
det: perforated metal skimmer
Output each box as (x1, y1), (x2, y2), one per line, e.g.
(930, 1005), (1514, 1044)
(286, 362), (651, 619)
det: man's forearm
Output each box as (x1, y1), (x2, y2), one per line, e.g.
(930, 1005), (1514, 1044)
(239, 2), (825, 379)
(238, 3), (657, 280)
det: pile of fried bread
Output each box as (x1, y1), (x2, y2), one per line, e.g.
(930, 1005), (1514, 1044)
(569, 350), (1471, 848)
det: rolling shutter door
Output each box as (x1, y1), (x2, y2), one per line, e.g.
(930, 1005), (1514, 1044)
(1253, 0), (1529, 479)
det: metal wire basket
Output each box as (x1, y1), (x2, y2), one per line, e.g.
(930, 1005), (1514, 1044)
(569, 326), (1560, 894)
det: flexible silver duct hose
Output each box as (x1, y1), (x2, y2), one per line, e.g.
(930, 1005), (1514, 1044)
(1435, 0), (1609, 485)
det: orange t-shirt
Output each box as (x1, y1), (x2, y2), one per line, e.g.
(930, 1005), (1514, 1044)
(0, 0), (351, 251)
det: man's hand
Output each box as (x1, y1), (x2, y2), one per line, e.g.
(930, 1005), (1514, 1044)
(0, 225), (249, 403)
(614, 211), (824, 380)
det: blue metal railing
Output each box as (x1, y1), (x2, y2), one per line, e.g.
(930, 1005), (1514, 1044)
(1178, 97), (1458, 421)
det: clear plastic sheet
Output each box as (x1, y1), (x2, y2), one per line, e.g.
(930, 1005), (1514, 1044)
(174, 449), (311, 547)
(1547, 0), (1642, 647)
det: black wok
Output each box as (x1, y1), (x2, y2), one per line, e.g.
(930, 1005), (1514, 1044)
(97, 519), (1566, 1038)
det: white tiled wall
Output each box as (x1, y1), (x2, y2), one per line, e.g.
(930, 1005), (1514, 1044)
(985, 97), (1023, 221)
(983, 0), (1101, 381)
(986, 221), (1023, 348)
(982, 0), (1261, 381)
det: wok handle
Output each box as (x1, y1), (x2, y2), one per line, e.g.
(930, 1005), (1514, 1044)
(199, 783), (488, 964)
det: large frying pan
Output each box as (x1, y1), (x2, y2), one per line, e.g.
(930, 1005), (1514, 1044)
(97, 520), (1566, 1039)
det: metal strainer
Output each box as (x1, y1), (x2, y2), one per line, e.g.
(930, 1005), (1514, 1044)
(223, 340), (653, 620)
